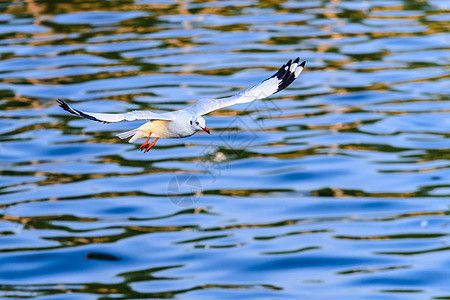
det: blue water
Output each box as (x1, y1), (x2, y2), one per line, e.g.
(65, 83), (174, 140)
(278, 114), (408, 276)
(0, 0), (449, 299)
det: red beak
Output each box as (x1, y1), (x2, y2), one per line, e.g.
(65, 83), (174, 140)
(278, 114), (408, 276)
(201, 127), (210, 134)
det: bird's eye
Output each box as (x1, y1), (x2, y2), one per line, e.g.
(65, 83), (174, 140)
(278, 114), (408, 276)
(190, 121), (192, 125)
(196, 122), (199, 125)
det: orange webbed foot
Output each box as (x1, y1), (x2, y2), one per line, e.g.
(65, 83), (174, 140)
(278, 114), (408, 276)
(144, 138), (159, 153)
(139, 133), (152, 151)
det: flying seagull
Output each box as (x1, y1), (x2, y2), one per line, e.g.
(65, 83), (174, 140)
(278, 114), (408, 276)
(58, 58), (305, 153)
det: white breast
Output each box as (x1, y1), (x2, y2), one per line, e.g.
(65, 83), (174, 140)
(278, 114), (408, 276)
(137, 110), (196, 139)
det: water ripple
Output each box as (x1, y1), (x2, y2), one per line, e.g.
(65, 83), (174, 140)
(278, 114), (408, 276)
(0, 0), (449, 299)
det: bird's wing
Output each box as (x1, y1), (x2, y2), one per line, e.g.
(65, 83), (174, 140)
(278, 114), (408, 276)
(190, 58), (305, 116)
(57, 100), (172, 124)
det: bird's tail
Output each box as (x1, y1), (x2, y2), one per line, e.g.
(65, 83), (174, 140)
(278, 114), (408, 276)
(116, 129), (138, 141)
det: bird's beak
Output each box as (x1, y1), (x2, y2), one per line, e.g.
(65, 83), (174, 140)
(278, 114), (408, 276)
(201, 127), (210, 134)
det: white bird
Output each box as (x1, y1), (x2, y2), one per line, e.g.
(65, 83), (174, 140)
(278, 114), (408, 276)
(58, 58), (306, 153)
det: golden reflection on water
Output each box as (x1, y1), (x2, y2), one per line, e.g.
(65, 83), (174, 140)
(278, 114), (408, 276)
(1, 0), (449, 299)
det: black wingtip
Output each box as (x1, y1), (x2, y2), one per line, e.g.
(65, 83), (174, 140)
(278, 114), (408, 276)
(57, 99), (70, 112)
(56, 99), (109, 124)
(272, 58), (306, 93)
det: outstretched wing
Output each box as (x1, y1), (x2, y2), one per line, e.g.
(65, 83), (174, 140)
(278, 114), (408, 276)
(190, 58), (305, 116)
(57, 100), (172, 124)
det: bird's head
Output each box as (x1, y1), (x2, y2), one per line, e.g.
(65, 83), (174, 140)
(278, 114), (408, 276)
(190, 115), (210, 134)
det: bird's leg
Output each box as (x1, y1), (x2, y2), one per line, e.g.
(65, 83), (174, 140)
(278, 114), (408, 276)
(144, 138), (159, 153)
(139, 133), (152, 151)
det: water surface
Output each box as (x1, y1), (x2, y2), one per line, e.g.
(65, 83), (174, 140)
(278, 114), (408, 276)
(0, 0), (449, 299)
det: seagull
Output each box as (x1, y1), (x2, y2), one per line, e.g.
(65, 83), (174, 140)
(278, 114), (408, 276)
(58, 58), (306, 153)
